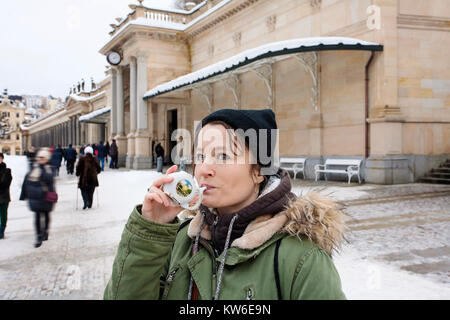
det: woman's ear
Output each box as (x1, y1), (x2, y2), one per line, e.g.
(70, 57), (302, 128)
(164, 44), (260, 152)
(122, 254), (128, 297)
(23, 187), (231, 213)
(252, 166), (265, 184)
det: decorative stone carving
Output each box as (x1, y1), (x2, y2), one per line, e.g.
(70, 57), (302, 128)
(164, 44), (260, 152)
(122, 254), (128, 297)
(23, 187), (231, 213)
(233, 32), (242, 47)
(266, 15), (276, 32)
(208, 44), (215, 57)
(310, 0), (322, 10)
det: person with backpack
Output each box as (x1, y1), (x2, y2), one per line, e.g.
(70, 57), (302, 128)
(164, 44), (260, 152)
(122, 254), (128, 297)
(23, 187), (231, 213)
(20, 148), (56, 248)
(76, 146), (101, 210)
(104, 109), (346, 300)
(0, 153), (12, 239)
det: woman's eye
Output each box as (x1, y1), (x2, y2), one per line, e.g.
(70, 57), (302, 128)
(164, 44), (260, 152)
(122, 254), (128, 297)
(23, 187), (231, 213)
(218, 153), (230, 161)
(195, 154), (205, 162)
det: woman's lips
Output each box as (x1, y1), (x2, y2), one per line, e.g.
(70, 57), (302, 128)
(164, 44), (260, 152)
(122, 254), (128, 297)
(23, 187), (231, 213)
(201, 184), (215, 191)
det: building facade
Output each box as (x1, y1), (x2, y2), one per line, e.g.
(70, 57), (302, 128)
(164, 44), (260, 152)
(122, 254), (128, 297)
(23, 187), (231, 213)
(25, 0), (450, 184)
(0, 90), (26, 155)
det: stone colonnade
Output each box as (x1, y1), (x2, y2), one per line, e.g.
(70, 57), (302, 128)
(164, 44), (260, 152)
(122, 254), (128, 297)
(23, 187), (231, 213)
(29, 114), (85, 149)
(111, 54), (151, 169)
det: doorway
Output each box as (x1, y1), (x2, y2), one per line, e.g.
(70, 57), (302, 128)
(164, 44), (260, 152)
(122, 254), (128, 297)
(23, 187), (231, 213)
(167, 109), (178, 165)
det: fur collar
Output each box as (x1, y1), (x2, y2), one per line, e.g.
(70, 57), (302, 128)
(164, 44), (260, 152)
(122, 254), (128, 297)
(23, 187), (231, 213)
(180, 191), (347, 256)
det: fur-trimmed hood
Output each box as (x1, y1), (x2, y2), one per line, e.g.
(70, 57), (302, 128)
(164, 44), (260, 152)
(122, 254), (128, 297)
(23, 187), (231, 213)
(180, 173), (347, 256)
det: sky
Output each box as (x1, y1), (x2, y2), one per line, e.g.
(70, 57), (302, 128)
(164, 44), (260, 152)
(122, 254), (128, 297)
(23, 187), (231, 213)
(0, 0), (178, 99)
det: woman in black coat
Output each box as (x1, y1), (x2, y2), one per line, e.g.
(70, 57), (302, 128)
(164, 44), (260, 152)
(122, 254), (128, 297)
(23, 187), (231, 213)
(0, 153), (12, 239)
(20, 148), (55, 248)
(76, 146), (101, 210)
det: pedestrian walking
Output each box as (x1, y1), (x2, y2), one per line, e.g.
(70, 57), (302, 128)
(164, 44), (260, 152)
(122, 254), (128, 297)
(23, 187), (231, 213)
(64, 144), (77, 175)
(96, 141), (107, 171)
(105, 141), (110, 164)
(0, 153), (12, 239)
(50, 145), (64, 177)
(109, 139), (118, 169)
(155, 143), (164, 173)
(76, 146), (101, 210)
(20, 148), (56, 248)
(80, 145), (86, 157)
(104, 109), (347, 300)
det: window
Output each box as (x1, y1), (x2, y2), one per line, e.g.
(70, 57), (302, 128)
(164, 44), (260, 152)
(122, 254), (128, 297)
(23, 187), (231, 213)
(16, 113), (19, 118)
(16, 134), (20, 140)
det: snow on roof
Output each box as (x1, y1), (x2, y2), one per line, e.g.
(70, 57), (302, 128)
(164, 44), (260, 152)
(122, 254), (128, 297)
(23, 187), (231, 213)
(103, 0), (233, 49)
(25, 107), (37, 115)
(79, 106), (111, 123)
(21, 108), (67, 131)
(70, 91), (106, 102)
(145, 0), (207, 14)
(144, 37), (383, 99)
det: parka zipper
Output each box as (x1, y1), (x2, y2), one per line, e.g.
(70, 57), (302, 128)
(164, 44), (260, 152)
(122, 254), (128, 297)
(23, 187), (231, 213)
(162, 266), (180, 299)
(246, 288), (254, 300)
(198, 238), (218, 299)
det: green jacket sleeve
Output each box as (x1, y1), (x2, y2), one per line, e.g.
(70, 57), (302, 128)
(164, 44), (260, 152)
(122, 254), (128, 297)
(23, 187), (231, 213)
(291, 248), (346, 300)
(103, 205), (180, 300)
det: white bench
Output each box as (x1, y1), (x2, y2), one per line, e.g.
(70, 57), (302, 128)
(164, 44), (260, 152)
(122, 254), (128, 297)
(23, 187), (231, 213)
(280, 157), (307, 179)
(314, 159), (362, 184)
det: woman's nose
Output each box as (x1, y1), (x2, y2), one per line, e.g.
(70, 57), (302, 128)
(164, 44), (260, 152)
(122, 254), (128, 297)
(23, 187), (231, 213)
(196, 162), (215, 178)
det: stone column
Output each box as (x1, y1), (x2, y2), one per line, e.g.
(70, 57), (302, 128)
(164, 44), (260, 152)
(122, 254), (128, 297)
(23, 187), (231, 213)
(111, 69), (118, 138)
(114, 66), (127, 167)
(126, 58), (137, 169)
(133, 54), (152, 169)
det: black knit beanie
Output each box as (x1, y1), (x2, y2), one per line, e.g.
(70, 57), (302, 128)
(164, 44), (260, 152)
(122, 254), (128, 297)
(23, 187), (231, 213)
(196, 109), (277, 169)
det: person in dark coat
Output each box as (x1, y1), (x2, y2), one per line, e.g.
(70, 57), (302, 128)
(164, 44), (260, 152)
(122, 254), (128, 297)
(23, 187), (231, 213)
(64, 144), (77, 175)
(76, 146), (101, 210)
(155, 143), (164, 159)
(109, 139), (118, 169)
(20, 148), (55, 248)
(80, 145), (86, 157)
(104, 141), (110, 163)
(96, 141), (107, 171)
(0, 153), (12, 239)
(50, 145), (64, 176)
(155, 143), (165, 172)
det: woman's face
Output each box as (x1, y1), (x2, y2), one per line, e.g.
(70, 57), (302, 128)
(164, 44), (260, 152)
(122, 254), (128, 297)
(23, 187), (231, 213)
(38, 156), (47, 164)
(194, 124), (264, 214)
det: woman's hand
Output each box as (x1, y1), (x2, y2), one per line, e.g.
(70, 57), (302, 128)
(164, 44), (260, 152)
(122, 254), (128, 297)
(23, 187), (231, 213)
(141, 165), (184, 224)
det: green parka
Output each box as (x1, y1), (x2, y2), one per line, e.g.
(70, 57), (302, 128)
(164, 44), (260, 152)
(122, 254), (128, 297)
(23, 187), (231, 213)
(104, 189), (347, 300)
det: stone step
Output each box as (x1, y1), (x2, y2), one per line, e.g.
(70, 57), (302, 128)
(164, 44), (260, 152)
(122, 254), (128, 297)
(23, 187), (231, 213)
(432, 168), (450, 173)
(428, 172), (450, 178)
(420, 177), (450, 184)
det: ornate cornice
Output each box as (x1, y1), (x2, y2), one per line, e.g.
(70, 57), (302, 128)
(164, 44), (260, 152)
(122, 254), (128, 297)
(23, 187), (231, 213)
(187, 0), (260, 39)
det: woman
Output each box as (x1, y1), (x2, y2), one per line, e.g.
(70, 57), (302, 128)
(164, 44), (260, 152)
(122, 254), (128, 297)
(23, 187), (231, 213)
(76, 146), (101, 210)
(0, 153), (12, 239)
(20, 148), (55, 248)
(104, 109), (347, 300)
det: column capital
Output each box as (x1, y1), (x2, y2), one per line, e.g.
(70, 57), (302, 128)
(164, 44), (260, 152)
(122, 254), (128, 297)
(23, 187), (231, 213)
(112, 65), (124, 73)
(129, 56), (137, 67)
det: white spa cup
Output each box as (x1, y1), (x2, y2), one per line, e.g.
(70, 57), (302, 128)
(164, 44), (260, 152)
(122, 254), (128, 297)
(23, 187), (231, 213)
(161, 171), (206, 211)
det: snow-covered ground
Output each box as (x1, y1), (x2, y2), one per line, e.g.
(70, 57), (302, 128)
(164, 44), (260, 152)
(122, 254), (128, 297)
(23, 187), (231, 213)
(0, 156), (449, 300)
